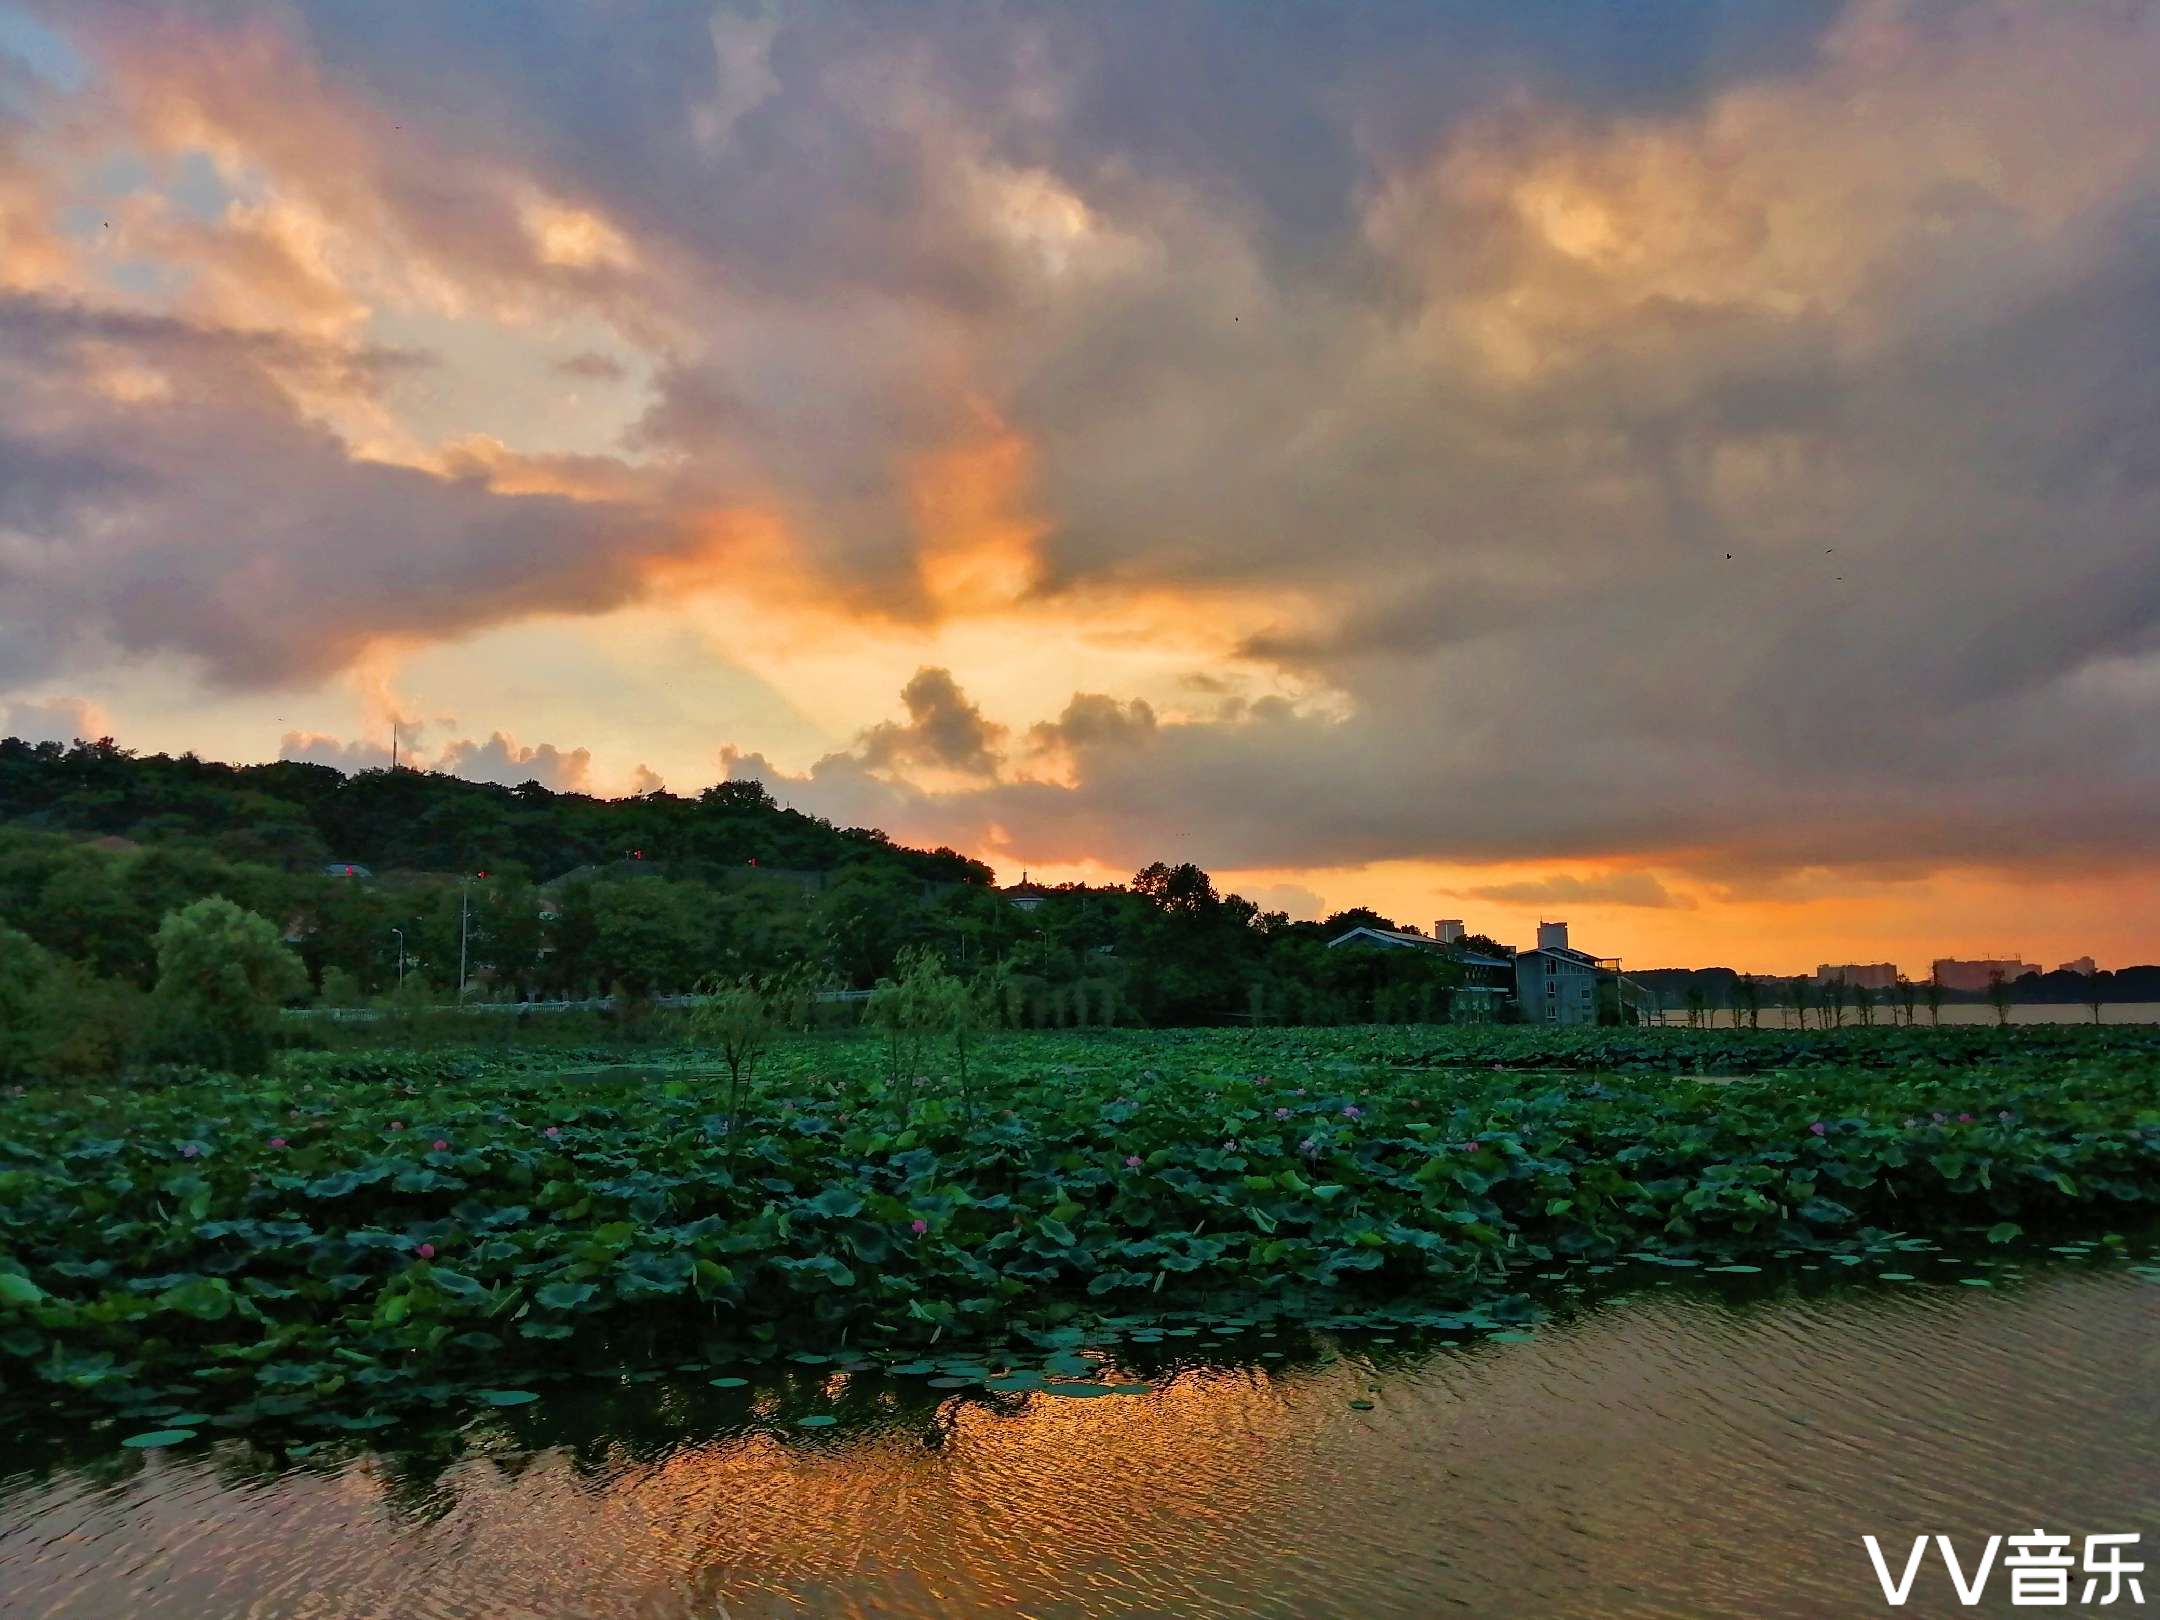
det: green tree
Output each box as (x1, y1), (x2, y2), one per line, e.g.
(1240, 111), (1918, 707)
(587, 877), (717, 996)
(2084, 969), (2107, 1025)
(148, 896), (308, 1072)
(1894, 975), (1919, 1026)
(1822, 974), (1849, 1029)
(935, 968), (993, 1124)
(1924, 972), (1945, 1026)
(1985, 968), (2013, 1028)
(1735, 973), (1763, 1030)
(688, 973), (794, 1151)
(867, 947), (950, 1125)
(1852, 981), (1875, 1027)
(318, 965), (365, 1007)
(0, 925), (55, 1082)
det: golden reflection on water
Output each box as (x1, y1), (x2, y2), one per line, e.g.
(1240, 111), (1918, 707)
(2, 1266), (2156, 1620)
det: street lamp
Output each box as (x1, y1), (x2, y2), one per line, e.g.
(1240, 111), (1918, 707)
(391, 927), (405, 988)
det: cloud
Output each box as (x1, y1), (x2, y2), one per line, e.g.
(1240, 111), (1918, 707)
(1027, 693), (1157, 756)
(2, 694), (110, 745)
(855, 667), (1006, 778)
(279, 726), (591, 791)
(628, 763), (665, 795)
(552, 350), (626, 382)
(435, 731), (591, 791)
(1240, 881), (1327, 922)
(1463, 872), (1694, 910)
(0, 297), (717, 688)
(4, 0), (2160, 907)
(277, 729), (394, 772)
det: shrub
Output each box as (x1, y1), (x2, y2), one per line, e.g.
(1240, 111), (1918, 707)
(147, 897), (309, 1074)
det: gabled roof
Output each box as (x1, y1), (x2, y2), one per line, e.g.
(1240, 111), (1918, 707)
(1517, 944), (1599, 966)
(1326, 927), (1510, 967)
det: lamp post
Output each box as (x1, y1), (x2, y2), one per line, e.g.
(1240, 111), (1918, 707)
(391, 927), (405, 988)
(457, 877), (470, 1004)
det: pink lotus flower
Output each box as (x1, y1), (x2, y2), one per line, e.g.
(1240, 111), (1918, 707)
(1299, 1137), (1320, 1155)
(544, 1125), (562, 1140)
(1124, 1154), (1143, 1168)
(389, 1121), (403, 1131)
(1997, 1110), (2012, 1122)
(909, 1219), (928, 1235)
(416, 1242), (435, 1259)
(1342, 1105), (1363, 1119)
(1957, 1113), (1973, 1124)
(1809, 1121), (1826, 1136)
(1222, 1140), (1237, 1152)
(180, 1143), (201, 1158)
(432, 1139), (448, 1152)
(267, 1137), (288, 1149)
(1932, 1112), (1947, 1123)
(1274, 1107), (1291, 1120)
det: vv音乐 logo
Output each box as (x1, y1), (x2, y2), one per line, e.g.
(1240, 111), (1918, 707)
(1863, 1531), (2146, 1607)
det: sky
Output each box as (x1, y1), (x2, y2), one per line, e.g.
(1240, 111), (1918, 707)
(2, 0), (2158, 974)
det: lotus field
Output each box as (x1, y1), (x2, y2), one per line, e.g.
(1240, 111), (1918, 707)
(2, 1024), (2157, 1435)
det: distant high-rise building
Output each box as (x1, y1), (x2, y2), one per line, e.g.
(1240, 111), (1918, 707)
(1536, 920), (1570, 952)
(1815, 962), (1899, 990)
(2057, 956), (2097, 976)
(1434, 919), (1465, 944)
(1932, 957), (2040, 992)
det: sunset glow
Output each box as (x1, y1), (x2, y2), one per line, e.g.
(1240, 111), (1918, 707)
(4, 0), (2157, 971)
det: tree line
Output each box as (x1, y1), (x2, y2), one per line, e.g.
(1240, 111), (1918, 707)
(0, 738), (1493, 1078)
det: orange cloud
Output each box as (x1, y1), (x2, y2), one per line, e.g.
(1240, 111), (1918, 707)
(911, 404), (1046, 612)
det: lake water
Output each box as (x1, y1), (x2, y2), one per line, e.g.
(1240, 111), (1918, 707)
(1652, 1001), (2160, 1027)
(3, 1255), (2154, 1620)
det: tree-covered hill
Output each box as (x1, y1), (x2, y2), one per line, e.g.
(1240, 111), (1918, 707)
(0, 736), (991, 886)
(0, 738), (1479, 1068)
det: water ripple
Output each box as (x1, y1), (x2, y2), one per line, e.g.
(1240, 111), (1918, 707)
(2, 1264), (2154, 1620)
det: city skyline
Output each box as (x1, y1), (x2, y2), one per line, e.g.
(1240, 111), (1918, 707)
(4, 1), (2159, 971)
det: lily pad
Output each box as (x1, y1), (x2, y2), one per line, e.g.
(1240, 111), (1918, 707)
(120, 1428), (196, 1448)
(476, 1389), (539, 1406)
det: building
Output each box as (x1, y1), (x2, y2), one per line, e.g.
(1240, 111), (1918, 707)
(1513, 921), (1656, 1026)
(1814, 962), (1900, 990)
(1434, 918), (1465, 944)
(1931, 957), (2040, 992)
(2057, 956), (2097, 977)
(1322, 925), (1513, 1019)
(1000, 873), (1051, 912)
